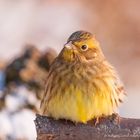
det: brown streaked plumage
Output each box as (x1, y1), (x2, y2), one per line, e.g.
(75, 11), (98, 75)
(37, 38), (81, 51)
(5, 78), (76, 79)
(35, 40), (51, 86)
(40, 31), (125, 123)
(67, 30), (93, 42)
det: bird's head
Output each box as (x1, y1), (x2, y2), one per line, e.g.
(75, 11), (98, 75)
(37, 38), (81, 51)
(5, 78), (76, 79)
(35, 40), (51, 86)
(59, 31), (104, 63)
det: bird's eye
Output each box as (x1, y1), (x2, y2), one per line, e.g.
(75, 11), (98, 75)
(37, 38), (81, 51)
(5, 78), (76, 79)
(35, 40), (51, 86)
(81, 45), (88, 51)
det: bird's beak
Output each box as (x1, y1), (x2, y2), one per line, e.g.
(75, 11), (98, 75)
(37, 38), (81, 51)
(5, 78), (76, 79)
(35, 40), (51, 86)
(62, 41), (77, 62)
(64, 42), (72, 49)
(64, 41), (76, 50)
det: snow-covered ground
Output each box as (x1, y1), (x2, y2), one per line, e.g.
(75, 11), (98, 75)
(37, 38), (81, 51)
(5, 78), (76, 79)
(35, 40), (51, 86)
(0, 109), (36, 140)
(0, 86), (39, 139)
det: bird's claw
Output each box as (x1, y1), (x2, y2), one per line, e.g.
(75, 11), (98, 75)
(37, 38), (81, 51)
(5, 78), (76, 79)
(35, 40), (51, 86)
(110, 113), (121, 125)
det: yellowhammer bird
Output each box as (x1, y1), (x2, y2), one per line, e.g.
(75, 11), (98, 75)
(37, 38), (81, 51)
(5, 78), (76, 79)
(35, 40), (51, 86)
(40, 31), (125, 124)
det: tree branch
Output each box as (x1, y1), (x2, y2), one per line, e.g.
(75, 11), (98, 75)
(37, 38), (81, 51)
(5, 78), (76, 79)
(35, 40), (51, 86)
(35, 114), (140, 140)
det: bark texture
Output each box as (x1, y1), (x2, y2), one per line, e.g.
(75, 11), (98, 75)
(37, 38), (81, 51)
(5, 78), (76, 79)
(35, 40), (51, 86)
(35, 114), (140, 140)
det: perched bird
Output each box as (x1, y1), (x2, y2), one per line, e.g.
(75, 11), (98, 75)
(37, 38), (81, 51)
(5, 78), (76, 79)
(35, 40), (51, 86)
(40, 31), (125, 124)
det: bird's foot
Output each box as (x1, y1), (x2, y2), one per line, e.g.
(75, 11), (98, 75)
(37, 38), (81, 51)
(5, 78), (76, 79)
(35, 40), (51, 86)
(94, 117), (100, 126)
(109, 113), (121, 125)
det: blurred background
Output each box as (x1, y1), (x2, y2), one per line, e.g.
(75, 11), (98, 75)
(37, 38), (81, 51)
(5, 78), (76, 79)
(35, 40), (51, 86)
(0, 0), (140, 139)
